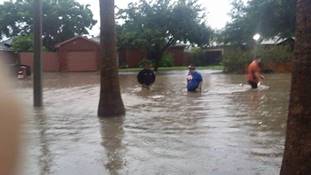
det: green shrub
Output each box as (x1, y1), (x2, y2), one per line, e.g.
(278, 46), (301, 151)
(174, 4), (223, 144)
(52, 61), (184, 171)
(222, 48), (252, 73)
(257, 46), (293, 64)
(158, 53), (174, 67)
(12, 35), (48, 52)
(12, 35), (33, 52)
(222, 46), (293, 73)
(191, 47), (205, 66)
(137, 58), (152, 68)
(191, 47), (223, 66)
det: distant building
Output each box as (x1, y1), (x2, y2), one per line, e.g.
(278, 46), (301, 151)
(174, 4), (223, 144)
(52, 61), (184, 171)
(91, 36), (189, 68)
(18, 36), (190, 72)
(55, 36), (100, 71)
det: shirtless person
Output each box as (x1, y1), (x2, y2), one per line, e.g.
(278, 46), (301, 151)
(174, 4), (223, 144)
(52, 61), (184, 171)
(247, 58), (264, 89)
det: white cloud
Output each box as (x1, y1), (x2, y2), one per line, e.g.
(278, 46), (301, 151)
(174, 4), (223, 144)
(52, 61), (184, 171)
(199, 0), (232, 29)
(81, 0), (233, 36)
(0, 0), (236, 36)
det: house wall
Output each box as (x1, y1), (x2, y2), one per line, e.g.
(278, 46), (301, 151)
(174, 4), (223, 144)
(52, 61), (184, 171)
(183, 52), (193, 66)
(19, 52), (59, 72)
(17, 37), (190, 71)
(0, 51), (18, 64)
(264, 62), (292, 73)
(118, 48), (146, 68)
(119, 47), (187, 68)
(167, 47), (185, 66)
(205, 49), (223, 65)
(57, 38), (100, 72)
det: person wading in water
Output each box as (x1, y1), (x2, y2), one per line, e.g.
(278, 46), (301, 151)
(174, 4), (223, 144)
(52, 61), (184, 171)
(137, 62), (156, 89)
(247, 57), (264, 89)
(186, 64), (203, 92)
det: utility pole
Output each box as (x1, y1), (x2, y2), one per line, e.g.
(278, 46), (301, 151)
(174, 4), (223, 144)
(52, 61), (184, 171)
(33, 0), (43, 107)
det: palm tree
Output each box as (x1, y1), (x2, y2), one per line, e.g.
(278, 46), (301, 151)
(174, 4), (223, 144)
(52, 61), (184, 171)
(280, 0), (311, 174)
(98, 0), (125, 117)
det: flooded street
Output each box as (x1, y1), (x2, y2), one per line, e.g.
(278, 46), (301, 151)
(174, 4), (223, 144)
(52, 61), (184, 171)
(15, 70), (290, 175)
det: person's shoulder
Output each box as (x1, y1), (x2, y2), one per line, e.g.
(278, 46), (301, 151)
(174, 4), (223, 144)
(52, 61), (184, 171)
(249, 61), (258, 68)
(146, 69), (154, 73)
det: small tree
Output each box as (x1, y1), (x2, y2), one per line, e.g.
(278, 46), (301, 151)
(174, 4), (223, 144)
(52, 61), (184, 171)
(118, 0), (211, 71)
(0, 0), (96, 50)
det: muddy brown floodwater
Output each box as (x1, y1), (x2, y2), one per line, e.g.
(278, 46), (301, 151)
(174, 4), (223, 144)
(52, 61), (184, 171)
(15, 70), (290, 175)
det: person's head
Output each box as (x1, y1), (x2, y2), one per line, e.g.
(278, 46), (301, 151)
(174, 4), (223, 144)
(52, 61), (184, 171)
(142, 60), (152, 69)
(253, 57), (263, 67)
(188, 64), (196, 72)
(253, 56), (262, 63)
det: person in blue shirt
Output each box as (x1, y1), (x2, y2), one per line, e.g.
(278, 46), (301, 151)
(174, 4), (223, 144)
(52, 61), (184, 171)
(186, 64), (203, 92)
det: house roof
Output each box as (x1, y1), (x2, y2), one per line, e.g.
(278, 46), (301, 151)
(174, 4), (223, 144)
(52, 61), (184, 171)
(55, 36), (99, 48)
(260, 37), (295, 45)
(2, 38), (13, 46)
(90, 36), (100, 43)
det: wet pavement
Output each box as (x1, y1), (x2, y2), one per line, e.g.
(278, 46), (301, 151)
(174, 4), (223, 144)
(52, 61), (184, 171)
(15, 70), (290, 175)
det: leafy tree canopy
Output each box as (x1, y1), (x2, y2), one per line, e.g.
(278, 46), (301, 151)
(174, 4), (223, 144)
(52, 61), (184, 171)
(11, 35), (33, 52)
(117, 0), (211, 69)
(222, 0), (296, 45)
(11, 34), (49, 52)
(0, 0), (96, 50)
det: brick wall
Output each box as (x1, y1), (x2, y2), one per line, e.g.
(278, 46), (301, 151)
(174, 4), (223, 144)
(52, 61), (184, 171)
(19, 52), (60, 72)
(119, 47), (188, 68)
(57, 37), (100, 71)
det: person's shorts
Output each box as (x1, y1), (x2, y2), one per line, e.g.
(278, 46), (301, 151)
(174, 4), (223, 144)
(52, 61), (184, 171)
(248, 80), (258, 89)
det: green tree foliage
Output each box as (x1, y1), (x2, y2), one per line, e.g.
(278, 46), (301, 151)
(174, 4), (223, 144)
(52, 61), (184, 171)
(117, 0), (211, 70)
(0, 0), (96, 50)
(11, 34), (50, 52)
(11, 35), (33, 52)
(222, 0), (296, 45)
(222, 47), (251, 73)
(159, 53), (174, 67)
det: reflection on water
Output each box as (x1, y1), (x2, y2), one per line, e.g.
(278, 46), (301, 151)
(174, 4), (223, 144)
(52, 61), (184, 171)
(100, 117), (125, 175)
(16, 71), (290, 175)
(34, 108), (52, 175)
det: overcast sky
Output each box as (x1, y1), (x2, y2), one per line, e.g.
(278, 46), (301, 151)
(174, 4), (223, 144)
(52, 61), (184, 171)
(79, 0), (233, 36)
(0, 0), (238, 36)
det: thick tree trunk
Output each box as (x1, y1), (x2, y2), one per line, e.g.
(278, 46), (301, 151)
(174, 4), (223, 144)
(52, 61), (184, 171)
(280, 0), (311, 174)
(98, 0), (125, 117)
(151, 39), (175, 72)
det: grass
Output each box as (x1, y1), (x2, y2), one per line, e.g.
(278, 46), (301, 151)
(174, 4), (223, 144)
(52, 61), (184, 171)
(119, 65), (224, 72)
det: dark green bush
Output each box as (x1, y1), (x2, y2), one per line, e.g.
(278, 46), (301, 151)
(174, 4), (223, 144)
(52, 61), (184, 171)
(137, 58), (152, 68)
(158, 53), (174, 67)
(12, 35), (48, 52)
(137, 53), (173, 68)
(12, 35), (33, 52)
(257, 46), (293, 64)
(222, 46), (293, 73)
(191, 47), (223, 66)
(191, 47), (206, 66)
(222, 48), (252, 73)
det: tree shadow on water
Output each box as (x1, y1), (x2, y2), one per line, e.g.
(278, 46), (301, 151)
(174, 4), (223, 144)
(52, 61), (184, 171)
(99, 117), (126, 175)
